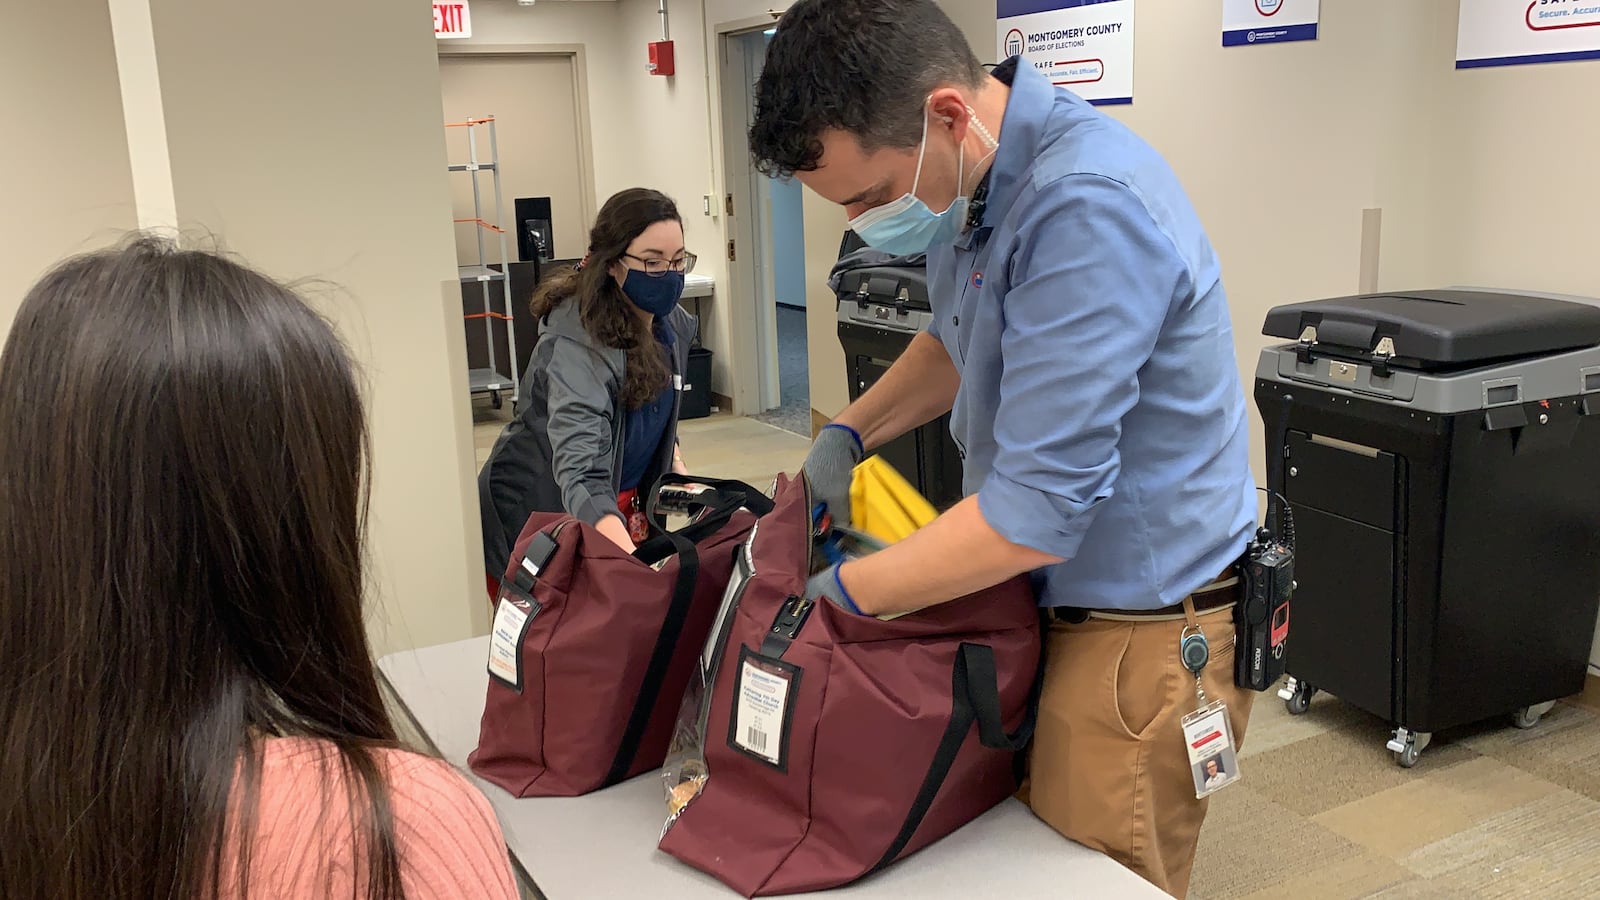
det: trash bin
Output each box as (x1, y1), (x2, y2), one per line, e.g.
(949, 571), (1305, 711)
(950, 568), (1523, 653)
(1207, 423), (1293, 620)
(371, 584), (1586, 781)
(1253, 288), (1600, 767)
(680, 346), (713, 420)
(833, 245), (964, 510)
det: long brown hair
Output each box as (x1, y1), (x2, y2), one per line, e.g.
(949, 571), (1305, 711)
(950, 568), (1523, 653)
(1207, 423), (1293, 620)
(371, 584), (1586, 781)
(0, 237), (405, 899)
(532, 187), (681, 408)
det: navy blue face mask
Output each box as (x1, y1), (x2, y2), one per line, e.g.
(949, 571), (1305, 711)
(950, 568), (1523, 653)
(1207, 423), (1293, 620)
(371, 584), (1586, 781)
(621, 268), (685, 317)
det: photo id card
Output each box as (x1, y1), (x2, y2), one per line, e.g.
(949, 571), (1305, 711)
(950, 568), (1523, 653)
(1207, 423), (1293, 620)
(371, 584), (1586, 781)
(1181, 701), (1241, 799)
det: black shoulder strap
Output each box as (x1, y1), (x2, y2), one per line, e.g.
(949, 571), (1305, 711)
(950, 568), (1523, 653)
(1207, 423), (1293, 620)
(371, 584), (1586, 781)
(604, 530), (699, 786)
(866, 641), (1038, 876)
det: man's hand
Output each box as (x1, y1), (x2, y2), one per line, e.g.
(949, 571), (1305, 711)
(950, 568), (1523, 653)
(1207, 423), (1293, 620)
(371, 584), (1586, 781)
(829, 496), (1063, 617)
(804, 562), (864, 615)
(801, 424), (864, 527)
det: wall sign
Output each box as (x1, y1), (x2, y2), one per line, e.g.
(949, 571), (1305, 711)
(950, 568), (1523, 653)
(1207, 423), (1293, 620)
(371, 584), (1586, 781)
(1222, 0), (1319, 47)
(435, 1), (472, 40)
(998, 0), (1136, 106)
(1457, 0), (1600, 68)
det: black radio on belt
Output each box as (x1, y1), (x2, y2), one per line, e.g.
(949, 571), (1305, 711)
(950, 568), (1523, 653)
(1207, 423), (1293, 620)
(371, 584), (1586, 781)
(1235, 503), (1295, 692)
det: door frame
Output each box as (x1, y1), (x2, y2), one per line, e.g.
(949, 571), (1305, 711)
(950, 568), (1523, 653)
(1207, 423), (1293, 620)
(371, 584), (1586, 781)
(435, 44), (599, 242)
(708, 12), (786, 416)
(720, 27), (783, 412)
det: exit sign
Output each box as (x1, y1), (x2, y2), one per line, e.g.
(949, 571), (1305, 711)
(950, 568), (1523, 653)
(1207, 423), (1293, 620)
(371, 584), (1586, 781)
(435, 2), (472, 39)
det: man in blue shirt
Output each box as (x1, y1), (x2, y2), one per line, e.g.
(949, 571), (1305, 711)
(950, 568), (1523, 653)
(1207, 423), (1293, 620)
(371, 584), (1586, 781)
(751, 1), (1257, 895)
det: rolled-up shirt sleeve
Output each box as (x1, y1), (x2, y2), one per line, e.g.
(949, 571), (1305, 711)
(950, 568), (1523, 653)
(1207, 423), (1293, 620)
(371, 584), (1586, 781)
(977, 173), (1190, 560)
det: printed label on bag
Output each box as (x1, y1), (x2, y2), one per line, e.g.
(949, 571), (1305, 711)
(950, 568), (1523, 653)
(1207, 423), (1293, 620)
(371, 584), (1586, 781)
(1181, 700), (1240, 798)
(487, 594), (539, 692)
(728, 646), (800, 771)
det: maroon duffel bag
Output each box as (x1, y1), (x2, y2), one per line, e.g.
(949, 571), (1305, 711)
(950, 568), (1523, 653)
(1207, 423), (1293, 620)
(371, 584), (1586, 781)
(468, 476), (773, 797)
(657, 473), (1042, 896)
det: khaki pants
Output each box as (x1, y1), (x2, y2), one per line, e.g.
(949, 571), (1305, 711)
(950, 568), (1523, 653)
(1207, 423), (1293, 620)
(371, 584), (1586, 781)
(1021, 602), (1254, 898)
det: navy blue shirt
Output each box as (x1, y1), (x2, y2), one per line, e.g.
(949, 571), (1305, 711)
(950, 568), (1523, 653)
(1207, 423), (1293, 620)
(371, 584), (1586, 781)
(926, 57), (1255, 610)
(619, 322), (677, 492)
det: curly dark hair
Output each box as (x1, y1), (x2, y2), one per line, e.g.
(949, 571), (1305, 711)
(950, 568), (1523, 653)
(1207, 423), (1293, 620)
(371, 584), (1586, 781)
(749, 0), (986, 179)
(531, 188), (680, 409)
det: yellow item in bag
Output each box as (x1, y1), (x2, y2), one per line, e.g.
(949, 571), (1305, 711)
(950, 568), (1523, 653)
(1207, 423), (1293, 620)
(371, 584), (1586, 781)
(849, 455), (938, 544)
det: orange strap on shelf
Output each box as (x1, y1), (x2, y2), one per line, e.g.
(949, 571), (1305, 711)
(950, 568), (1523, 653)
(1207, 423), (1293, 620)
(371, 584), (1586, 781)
(454, 218), (507, 233)
(465, 312), (513, 322)
(445, 117), (496, 127)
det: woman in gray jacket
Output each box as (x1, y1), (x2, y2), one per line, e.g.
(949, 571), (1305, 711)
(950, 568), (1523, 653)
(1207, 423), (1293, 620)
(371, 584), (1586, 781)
(478, 188), (698, 592)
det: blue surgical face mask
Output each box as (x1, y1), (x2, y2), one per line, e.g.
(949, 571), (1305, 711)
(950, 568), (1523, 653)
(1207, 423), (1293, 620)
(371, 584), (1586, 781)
(621, 268), (684, 317)
(848, 101), (997, 256)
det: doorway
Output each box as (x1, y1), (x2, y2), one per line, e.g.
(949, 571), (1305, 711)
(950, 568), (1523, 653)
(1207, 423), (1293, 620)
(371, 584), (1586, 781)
(721, 27), (811, 435)
(438, 47), (597, 452)
(437, 53), (592, 264)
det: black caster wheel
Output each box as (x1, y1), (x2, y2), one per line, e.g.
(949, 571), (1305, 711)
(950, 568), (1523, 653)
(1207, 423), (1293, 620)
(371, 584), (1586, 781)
(1512, 701), (1556, 730)
(1387, 728), (1431, 769)
(491, 391), (504, 410)
(1285, 681), (1316, 716)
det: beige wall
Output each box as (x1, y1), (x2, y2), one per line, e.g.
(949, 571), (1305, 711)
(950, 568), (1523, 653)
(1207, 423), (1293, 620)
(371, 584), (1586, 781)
(610, 0), (727, 389)
(0, 0), (137, 337)
(144, 0), (486, 655)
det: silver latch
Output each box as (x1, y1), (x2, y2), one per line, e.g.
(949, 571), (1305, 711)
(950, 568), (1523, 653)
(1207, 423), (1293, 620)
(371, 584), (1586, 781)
(1294, 325), (1318, 364)
(1371, 336), (1396, 378)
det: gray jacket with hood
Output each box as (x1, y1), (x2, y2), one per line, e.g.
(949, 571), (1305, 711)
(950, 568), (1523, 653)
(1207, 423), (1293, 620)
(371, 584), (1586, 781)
(477, 297), (697, 578)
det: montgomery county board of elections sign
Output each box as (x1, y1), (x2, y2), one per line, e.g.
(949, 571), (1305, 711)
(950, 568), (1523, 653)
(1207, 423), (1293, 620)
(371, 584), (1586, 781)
(998, 0), (1136, 106)
(1457, 0), (1600, 68)
(1222, 0), (1319, 47)
(435, 1), (472, 39)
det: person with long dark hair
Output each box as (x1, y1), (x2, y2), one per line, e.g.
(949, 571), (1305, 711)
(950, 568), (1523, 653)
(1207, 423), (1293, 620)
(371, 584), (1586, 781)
(478, 187), (698, 589)
(0, 237), (518, 899)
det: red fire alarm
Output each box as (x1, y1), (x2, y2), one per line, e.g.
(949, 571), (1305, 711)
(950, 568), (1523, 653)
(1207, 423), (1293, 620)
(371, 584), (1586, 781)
(648, 40), (676, 76)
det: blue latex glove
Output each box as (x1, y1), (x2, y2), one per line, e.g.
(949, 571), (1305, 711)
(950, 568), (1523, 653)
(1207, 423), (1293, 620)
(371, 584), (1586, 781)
(802, 424), (864, 529)
(805, 562), (864, 616)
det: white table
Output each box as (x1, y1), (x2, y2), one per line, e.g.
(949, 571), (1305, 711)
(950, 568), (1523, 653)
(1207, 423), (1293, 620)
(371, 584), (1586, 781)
(682, 273), (715, 300)
(378, 637), (1166, 899)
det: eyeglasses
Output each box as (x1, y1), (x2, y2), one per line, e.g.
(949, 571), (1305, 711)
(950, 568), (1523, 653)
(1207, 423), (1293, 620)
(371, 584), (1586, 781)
(624, 252), (697, 276)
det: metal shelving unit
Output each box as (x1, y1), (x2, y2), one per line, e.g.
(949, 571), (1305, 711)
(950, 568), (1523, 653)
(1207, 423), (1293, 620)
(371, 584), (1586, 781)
(447, 116), (518, 408)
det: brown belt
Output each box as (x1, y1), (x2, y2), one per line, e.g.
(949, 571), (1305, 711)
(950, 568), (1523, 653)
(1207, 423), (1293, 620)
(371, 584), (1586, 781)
(1048, 568), (1241, 624)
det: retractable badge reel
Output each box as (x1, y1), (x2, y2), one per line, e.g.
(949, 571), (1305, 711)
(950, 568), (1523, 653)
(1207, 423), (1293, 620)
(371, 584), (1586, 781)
(1178, 603), (1241, 799)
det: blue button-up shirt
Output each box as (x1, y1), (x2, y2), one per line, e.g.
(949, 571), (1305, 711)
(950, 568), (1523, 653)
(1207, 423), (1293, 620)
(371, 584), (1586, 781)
(927, 58), (1256, 610)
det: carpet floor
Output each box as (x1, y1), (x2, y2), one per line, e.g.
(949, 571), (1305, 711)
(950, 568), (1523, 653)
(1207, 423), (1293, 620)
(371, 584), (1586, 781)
(1190, 689), (1600, 899)
(751, 305), (811, 437)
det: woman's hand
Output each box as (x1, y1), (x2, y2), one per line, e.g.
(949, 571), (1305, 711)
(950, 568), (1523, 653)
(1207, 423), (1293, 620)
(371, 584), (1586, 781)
(595, 514), (637, 553)
(672, 445), (689, 477)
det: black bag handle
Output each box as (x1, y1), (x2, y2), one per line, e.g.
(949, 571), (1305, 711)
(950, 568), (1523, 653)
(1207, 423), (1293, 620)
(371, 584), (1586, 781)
(605, 529), (699, 786)
(639, 474), (775, 548)
(867, 641), (1042, 876)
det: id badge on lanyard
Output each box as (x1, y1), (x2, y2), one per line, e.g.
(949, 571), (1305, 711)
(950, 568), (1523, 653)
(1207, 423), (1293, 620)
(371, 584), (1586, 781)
(1177, 596), (1241, 799)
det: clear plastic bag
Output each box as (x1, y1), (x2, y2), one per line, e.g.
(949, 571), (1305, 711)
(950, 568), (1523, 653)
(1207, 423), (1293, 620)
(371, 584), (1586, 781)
(661, 523), (757, 826)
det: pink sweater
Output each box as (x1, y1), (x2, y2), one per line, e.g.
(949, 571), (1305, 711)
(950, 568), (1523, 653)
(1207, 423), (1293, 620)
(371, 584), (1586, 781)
(223, 738), (518, 898)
